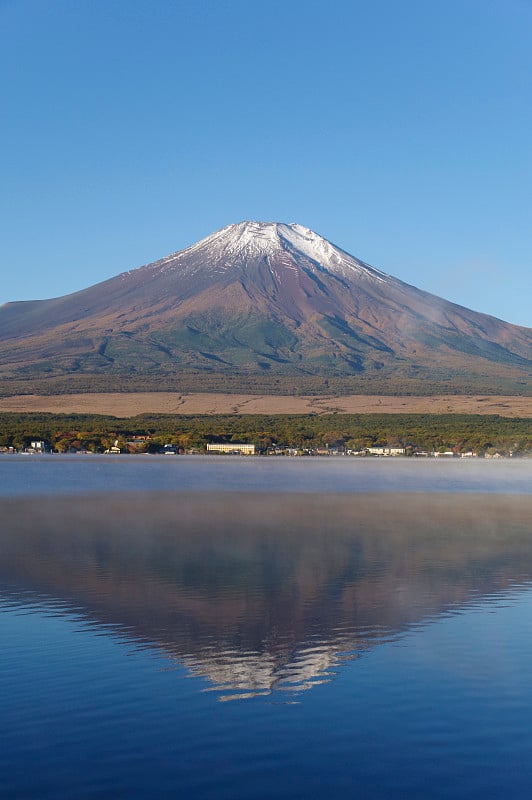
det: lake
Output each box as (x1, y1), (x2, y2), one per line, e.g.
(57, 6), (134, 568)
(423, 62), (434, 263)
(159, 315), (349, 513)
(1, 456), (532, 798)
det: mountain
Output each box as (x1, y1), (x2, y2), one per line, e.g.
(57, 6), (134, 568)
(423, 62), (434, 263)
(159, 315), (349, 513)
(3, 491), (532, 700)
(1, 221), (531, 395)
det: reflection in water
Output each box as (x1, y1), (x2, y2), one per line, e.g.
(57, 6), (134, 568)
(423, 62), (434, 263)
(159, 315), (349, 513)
(1, 491), (532, 701)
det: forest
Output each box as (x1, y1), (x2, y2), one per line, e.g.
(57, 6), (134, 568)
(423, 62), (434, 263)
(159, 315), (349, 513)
(0, 412), (531, 456)
(2, 367), (532, 399)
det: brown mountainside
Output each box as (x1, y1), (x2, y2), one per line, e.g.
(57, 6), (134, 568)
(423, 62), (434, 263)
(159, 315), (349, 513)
(0, 221), (531, 394)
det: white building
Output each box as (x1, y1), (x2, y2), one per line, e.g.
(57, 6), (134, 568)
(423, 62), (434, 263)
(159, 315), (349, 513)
(367, 446), (405, 456)
(30, 440), (46, 451)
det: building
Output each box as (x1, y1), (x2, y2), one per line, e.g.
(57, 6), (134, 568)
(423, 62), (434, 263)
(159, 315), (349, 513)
(25, 440), (48, 453)
(207, 443), (255, 455)
(367, 446), (405, 456)
(30, 440), (46, 451)
(104, 439), (122, 454)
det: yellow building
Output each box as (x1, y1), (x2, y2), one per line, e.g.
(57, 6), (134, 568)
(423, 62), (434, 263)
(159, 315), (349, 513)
(206, 443), (255, 455)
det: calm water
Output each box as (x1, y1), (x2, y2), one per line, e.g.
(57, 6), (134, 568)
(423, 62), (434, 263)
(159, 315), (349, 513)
(2, 457), (532, 798)
(1, 453), (532, 496)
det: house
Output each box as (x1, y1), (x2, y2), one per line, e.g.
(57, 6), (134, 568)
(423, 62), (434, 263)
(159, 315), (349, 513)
(104, 439), (122, 454)
(25, 440), (48, 453)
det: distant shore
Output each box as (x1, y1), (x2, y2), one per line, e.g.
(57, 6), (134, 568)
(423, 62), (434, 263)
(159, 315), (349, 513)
(1, 392), (532, 418)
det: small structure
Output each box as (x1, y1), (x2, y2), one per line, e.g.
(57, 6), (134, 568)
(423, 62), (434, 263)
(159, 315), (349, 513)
(207, 443), (255, 455)
(104, 439), (122, 454)
(30, 440), (46, 452)
(24, 440), (48, 453)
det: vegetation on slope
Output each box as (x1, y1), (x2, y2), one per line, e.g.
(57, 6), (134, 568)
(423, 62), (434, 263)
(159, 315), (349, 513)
(1, 367), (531, 398)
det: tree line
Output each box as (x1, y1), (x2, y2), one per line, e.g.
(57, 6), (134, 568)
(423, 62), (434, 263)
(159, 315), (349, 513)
(2, 367), (531, 398)
(0, 412), (531, 455)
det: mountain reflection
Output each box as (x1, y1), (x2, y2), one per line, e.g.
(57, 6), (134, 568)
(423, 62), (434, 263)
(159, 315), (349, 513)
(2, 491), (532, 700)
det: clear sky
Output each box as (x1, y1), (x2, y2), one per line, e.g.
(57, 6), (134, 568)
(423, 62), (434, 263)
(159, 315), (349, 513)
(1, 0), (531, 326)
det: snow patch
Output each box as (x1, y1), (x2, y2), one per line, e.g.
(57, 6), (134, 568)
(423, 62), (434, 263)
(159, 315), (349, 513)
(147, 220), (391, 285)
(278, 223), (388, 283)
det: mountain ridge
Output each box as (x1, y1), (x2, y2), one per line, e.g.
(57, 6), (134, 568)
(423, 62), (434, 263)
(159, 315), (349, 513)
(1, 221), (531, 395)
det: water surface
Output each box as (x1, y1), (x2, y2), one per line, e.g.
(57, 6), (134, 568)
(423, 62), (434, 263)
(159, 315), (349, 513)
(1, 452), (532, 496)
(1, 460), (532, 798)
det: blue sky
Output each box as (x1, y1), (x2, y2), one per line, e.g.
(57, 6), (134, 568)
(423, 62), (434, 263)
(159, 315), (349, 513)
(1, 0), (531, 326)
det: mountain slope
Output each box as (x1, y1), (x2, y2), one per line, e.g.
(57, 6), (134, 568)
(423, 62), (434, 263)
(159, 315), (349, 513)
(1, 221), (531, 394)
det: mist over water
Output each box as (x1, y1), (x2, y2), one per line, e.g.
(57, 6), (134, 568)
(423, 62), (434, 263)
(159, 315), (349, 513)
(1, 453), (532, 497)
(2, 458), (532, 798)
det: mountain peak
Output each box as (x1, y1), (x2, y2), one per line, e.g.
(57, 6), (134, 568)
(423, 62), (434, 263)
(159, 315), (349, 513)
(170, 220), (388, 284)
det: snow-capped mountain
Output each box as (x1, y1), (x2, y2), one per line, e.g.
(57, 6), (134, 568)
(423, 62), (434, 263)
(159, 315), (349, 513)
(148, 221), (389, 283)
(0, 221), (531, 392)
